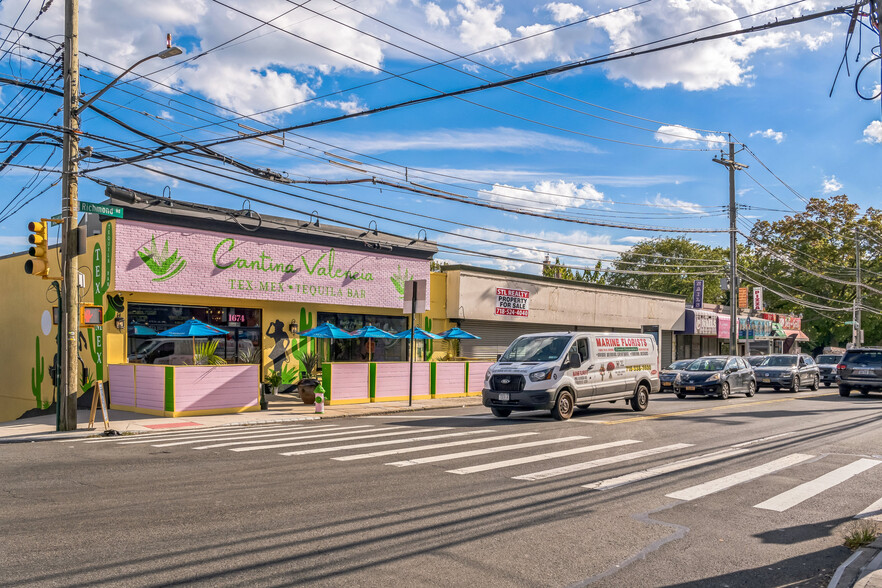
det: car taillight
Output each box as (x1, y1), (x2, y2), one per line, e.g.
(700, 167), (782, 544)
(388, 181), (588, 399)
(837, 364), (847, 370)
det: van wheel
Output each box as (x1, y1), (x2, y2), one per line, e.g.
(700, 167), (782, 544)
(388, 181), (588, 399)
(552, 390), (575, 421)
(630, 384), (650, 412)
(860, 389), (870, 396)
(491, 408), (511, 417)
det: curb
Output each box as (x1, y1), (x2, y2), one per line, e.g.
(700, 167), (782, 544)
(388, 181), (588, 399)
(0, 398), (484, 444)
(830, 538), (882, 588)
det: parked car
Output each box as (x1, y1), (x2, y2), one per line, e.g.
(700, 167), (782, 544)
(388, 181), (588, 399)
(673, 356), (756, 399)
(745, 356), (768, 369)
(754, 354), (820, 392)
(837, 348), (882, 397)
(660, 360), (693, 392)
(815, 353), (843, 387)
(483, 332), (660, 420)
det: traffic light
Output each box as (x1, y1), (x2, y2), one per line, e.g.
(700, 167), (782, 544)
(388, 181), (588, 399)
(25, 220), (49, 277)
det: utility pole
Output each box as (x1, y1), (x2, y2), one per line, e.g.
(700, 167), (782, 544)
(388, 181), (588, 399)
(714, 135), (748, 355)
(60, 0), (80, 430)
(854, 227), (862, 346)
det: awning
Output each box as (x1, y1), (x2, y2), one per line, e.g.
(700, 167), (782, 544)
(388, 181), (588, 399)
(771, 323), (786, 338)
(783, 329), (810, 342)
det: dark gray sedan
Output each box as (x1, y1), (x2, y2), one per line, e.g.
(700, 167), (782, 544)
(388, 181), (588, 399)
(754, 354), (820, 392)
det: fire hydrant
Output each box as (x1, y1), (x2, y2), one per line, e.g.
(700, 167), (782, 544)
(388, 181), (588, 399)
(314, 385), (326, 414)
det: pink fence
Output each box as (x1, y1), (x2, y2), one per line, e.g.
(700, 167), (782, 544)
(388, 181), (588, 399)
(174, 365), (259, 411)
(468, 362), (494, 394)
(108, 364), (136, 407)
(435, 362), (466, 397)
(327, 363), (370, 403)
(375, 363), (431, 400)
(134, 365), (166, 411)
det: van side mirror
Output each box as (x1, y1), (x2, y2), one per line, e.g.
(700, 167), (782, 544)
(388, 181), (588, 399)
(568, 350), (581, 369)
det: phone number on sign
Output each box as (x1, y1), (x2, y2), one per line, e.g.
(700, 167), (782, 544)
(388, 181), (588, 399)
(495, 308), (528, 316)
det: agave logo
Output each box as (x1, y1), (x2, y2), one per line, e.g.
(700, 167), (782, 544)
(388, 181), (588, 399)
(138, 235), (187, 281)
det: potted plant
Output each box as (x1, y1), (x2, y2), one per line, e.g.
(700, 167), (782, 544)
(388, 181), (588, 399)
(265, 369), (283, 395)
(193, 340), (226, 365)
(295, 351), (321, 404)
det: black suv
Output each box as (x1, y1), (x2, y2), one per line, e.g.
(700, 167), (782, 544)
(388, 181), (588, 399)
(838, 348), (882, 397)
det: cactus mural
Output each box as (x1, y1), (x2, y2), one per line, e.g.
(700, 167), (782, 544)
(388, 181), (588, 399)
(295, 307), (314, 376)
(423, 317), (433, 360)
(90, 224), (113, 383)
(390, 265), (413, 300)
(31, 336), (47, 409)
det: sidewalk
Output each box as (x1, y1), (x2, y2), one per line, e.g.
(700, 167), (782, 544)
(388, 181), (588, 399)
(830, 537), (882, 588)
(0, 394), (485, 444)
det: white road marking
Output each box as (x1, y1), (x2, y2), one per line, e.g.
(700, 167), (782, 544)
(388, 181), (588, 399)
(512, 443), (693, 481)
(137, 425), (349, 447)
(191, 427), (400, 450)
(148, 426), (362, 448)
(385, 435), (589, 467)
(279, 430), (495, 455)
(584, 448), (751, 491)
(228, 427), (452, 452)
(446, 440), (642, 475)
(665, 453), (816, 502)
(855, 496), (882, 521)
(754, 458), (882, 512)
(332, 432), (539, 461)
(88, 424), (302, 443)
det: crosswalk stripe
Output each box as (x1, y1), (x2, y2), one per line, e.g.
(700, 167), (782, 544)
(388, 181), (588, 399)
(754, 458), (882, 512)
(584, 447), (751, 491)
(86, 424), (301, 443)
(191, 426), (405, 450)
(665, 453), (816, 501)
(512, 443), (693, 481)
(446, 440), (642, 475)
(332, 432), (540, 461)
(384, 435), (589, 467)
(279, 430), (496, 456)
(149, 425), (369, 448)
(855, 496), (882, 521)
(118, 425), (346, 446)
(229, 427), (452, 452)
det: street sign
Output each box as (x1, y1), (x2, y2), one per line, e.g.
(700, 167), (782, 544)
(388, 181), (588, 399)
(403, 279), (427, 314)
(79, 201), (123, 218)
(692, 280), (704, 309)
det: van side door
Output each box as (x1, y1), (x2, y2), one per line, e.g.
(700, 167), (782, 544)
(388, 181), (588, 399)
(568, 338), (595, 402)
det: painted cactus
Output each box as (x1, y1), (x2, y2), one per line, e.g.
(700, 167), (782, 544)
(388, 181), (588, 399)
(31, 336), (47, 409)
(89, 224), (113, 382)
(295, 307), (313, 374)
(423, 317), (433, 360)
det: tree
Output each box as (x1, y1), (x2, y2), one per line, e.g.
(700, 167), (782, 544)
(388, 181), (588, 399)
(745, 195), (882, 349)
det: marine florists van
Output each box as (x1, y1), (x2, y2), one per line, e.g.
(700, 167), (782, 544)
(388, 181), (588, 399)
(483, 332), (660, 420)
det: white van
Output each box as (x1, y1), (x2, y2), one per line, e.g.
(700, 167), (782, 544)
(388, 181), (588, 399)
(129, 338), (255, 365)
(483, 332), (660, 420)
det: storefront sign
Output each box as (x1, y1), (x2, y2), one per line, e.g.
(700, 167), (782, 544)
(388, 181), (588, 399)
(738, 317), (772, 340)
(495, 288), (529, 317)
(683, 309), (717, 336)
(692, 280), (704, 309)
(594, 336), (652, 358)
(738, 287), (748, 309)
(717, 315), (731, 339)
(115, 221), (431, 309)
(752, 287), (764, 311)
(778, 314), (802, 330)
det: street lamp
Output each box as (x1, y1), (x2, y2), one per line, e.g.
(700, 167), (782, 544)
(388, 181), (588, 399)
(57, 28), (183, 430)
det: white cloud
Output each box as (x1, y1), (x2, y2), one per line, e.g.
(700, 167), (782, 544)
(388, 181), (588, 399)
(545, 2), (585, 23)
(319, 97), (367, 114)
(311, 127), (599, 153)
(822, 175), (842, 194)
(457, 0), (512, 49)
(750, 128), (785, 143)
(862, 121), (882, 144)
(425, 2), (451, 26)
(654, 125), (727, 149)
(481, 179), (604, 211)
(649, 194), (706, 214)
(618, 235), (650, 244)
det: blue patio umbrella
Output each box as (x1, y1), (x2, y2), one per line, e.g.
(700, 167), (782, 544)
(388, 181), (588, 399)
(350, 325), (395, 361)
(436, 327), (481, 339)
(298, 322), (356, 339)
(392, 327), (443, 340)
(156, 319), (229, 363)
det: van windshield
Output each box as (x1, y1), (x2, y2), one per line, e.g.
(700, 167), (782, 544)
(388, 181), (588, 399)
(500, 336), (570, 363)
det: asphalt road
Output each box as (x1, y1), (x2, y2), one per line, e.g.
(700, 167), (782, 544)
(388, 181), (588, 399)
(3, 388), (882, 587)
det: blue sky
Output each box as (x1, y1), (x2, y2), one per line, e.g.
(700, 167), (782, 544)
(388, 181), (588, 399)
(0, 0), (879, 275)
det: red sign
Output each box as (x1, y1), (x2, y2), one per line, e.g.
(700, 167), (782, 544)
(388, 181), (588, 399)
(778, 315), (802, 330)
(495, 288), (529, 317)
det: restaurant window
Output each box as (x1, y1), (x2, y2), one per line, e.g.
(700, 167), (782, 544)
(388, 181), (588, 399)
(127, 303), (261, 365)
(316, 312), (408, 362)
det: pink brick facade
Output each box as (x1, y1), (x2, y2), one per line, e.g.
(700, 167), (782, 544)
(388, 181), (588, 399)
(114, 220), (431, 309)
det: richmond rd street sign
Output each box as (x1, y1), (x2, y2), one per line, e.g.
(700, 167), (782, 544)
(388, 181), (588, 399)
(79, 201), (124, 218)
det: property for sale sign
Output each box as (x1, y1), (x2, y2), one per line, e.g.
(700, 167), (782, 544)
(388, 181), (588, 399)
(495, 288), (530, 317)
